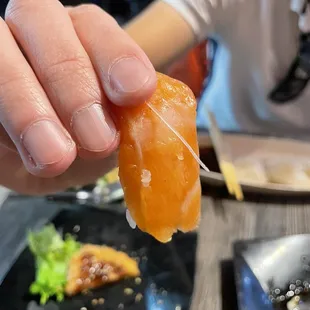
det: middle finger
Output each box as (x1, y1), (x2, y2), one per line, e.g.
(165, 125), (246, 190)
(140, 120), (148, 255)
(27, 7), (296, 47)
(5, 0), (117, 156)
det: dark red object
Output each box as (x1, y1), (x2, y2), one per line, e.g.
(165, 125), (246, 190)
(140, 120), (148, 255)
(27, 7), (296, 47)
(166, 41), (208, 98)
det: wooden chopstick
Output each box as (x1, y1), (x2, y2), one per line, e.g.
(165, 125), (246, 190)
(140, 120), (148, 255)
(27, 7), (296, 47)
(207, 110), (244, 201)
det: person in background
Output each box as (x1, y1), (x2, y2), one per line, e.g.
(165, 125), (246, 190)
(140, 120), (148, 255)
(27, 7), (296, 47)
(126, 0), (310, 137)
(0, 0), (309, 194)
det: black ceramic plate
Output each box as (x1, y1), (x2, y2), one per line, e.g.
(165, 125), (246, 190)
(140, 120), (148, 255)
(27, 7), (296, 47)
(0, 207), (197, 310)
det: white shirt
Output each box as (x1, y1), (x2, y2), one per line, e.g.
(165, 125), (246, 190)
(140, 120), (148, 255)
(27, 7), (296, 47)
(163, 0), (310, 139)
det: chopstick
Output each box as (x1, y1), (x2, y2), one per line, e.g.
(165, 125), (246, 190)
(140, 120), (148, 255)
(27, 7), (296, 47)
(207, 110), (244, 201)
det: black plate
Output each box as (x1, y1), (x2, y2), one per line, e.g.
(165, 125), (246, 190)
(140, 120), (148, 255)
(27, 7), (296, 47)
(0, 207), (197, 310)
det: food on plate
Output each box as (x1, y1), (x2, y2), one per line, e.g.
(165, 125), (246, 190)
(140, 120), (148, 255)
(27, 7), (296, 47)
(28, 225), (140, 305)
(234, 159), (268, 184)
(28, 225), (81, 305)
(300, 164), (310, 181)
(264, 160), (310, 187)
(116, 72), (202, 243)
(104, 167), (120, 183)
(268, 280), (310, 310)
(229, 157), (310, 189)
(97, 167), (120, 188)
(65, 244), (140, 296)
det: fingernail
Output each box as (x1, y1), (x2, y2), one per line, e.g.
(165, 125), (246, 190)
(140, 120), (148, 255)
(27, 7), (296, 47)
(109, 57), (151, 93)
(21, 120), (72, 167)
(72, 103), (116, 152)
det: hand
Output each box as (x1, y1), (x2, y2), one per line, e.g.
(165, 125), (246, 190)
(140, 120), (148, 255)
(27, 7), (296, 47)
(0, 0), (157, 194)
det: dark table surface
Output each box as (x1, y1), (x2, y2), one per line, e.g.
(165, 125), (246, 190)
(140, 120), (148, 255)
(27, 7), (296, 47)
(2, 195), (310, 309)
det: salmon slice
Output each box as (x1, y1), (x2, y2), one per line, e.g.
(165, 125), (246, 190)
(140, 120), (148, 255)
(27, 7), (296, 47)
(65, 244), (140, 296)
(116, 72), (201, 243)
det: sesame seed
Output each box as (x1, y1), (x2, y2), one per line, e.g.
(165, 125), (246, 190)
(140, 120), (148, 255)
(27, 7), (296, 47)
(135, 293), (143, 302)
(76, 279), (83, 285)
(124, 288), (134, 295)
(82, 289), (90, 295)
(73, 225), (80, 233)
(89, 267), (96, 274)
(286, 291), (294, 298)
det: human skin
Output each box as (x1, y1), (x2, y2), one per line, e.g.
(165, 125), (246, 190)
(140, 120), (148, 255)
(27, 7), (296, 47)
(0, 0), (158, 194)
(0, 0), (194, 195)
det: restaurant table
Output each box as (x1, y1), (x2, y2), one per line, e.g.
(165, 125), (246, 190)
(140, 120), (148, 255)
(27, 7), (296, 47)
(1, 194), (310, 310)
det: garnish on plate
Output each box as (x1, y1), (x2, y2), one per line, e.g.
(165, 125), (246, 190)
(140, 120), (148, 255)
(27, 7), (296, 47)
(28, 224), (80, 305)
(65, 244), (140, 296)
(28, 224), (140, 305)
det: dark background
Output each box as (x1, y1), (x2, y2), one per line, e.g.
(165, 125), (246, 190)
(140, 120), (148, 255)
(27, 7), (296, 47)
(0, 0), (154, 23)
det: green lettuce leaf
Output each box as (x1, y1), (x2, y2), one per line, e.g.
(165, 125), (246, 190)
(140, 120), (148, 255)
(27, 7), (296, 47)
(28, 224), (80, 305)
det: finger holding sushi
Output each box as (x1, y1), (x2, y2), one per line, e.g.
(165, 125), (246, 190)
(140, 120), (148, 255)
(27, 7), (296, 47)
(0, 0), (157, 179)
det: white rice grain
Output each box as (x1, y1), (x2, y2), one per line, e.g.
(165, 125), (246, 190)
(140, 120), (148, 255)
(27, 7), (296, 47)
(126, 209), (136, 229)
(141, 169), (151, 187)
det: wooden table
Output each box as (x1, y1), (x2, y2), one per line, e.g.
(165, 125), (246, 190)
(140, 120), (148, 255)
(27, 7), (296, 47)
(2, 195), (310, 309)
(191, 196), (310, 310)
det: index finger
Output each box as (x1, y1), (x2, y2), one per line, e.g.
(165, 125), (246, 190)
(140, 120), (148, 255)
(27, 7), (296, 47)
(69, 5), (157, 106)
